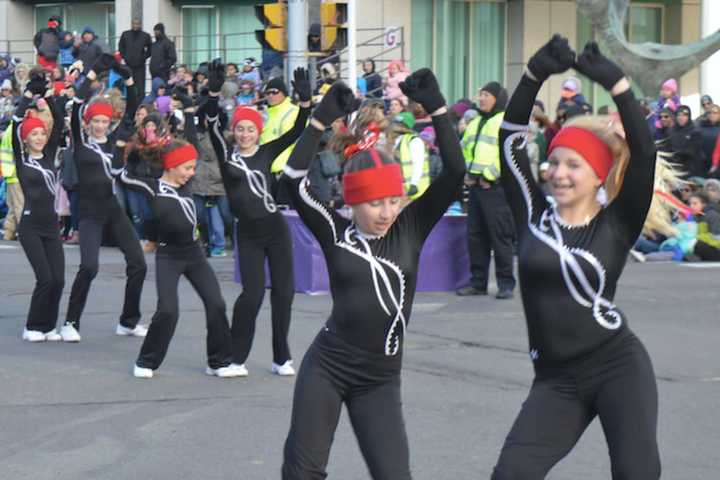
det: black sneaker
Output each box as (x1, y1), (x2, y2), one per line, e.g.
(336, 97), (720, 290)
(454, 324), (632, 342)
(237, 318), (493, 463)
(495, 290), (514, 300)
(456, 286), (488, 296)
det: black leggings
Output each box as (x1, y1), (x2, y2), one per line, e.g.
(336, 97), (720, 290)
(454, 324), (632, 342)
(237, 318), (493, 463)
(233, 213), (294, 365)
(66, 202), (147, 329)
(283, 329), (411, 480)
(136, 244), (233, 370)
(492, 332), (660, 480)
(18, 222), (65, 333)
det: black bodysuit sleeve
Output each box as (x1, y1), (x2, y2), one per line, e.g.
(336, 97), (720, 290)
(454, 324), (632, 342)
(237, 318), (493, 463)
(11, 97), (32, 170)
(261, 105), (311, 161)
(283, 125), (347, 251)
(499, 74), (551, 228)
(205, 96), (231, 168)
(605, 89), (657, 245)
(183, 110), (200, 151)
(399, 112), (465, 241)
(119, 166), (155, 197)
(45, 95), (66, 161)
(71, 76), (94, 148)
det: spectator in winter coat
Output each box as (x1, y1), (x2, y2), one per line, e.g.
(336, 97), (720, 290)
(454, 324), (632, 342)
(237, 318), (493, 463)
(557, 76), (588, 109)
(33, 15), (63, 70)
(13, 63), (29, 93)
(697, 103), (720, 165)
(696, 95), (714, 123)
(0, 54), (13, 83)
(58, 32), (76, 69)
(362, 59), (382, 99)
(119, 18), (153, 96)
(149, 23), (177, 82)
(0, 79), (15, 127)
(383, 59), (409, 103)
(142, 77), (168, 105)
(670, 105), (707, 178)
(73, 26), (104, 69)
(652, 78), (681, 130)
(654, 107), (675, 153)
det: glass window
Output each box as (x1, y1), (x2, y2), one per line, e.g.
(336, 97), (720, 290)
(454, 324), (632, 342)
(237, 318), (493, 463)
(410, 0), (433, 70)
(435, 1), (505, 102)
(626, 6), (663, 43)
(182, 7), (218, 68)
(218, 5), (263, 64)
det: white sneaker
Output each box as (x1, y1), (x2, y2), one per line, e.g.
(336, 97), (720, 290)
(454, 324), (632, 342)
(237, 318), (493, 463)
(116, 324), (148, 338)
(22, 329), (47, 342)
(133, 364), (154, 378)
(229, 363), (249, 377)
(205, 365), (244, 378)
(271, 360), (296, 376)
(629, 249), (646, 263)
(59, 324), (81, 342)
(44, 329), (62, 342)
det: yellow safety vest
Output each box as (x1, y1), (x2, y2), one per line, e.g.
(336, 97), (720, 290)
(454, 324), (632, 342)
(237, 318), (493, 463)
(397, 134), (429, 200)
(260, 97), (299, 173)
(462, 112), (503, 181)
(0, 123), (18, 184)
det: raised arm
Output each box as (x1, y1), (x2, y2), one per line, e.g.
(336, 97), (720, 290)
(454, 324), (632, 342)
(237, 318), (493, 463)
(172, 87), (200, 150)
(261, 68), (313, 160)
(283, 82), (360, 250)
(574, 41), (656, 243)
(500, 35), (575, 228)
(10, 95), (33, 167)
(398, 69), (466, 240)
(204, 60), (231, 166)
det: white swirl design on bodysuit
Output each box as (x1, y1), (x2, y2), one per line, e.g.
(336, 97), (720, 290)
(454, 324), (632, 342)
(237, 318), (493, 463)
(298, 177), (408, 355)
(158, 180), (198, 240)
(229, 151), (277, 213)
(501, 126), (622, 331)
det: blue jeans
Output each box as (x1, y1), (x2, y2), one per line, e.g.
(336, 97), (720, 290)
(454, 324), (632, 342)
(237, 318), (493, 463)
(194, 195), (225, 251)
(634, 236), (660, 254)
(125, 189), (153, 239)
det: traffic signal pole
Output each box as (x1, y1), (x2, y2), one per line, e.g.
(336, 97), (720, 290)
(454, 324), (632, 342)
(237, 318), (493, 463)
(287, 0), (308, 79)
(347, 0), (357, 93)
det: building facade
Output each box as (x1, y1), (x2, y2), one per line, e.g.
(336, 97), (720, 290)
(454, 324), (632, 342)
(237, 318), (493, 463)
(0, 0), (715, 111)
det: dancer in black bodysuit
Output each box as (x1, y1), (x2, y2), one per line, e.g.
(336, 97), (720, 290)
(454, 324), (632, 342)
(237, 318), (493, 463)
(120, 109), (238, 378)
(62, 54), (147, 342)
(12, 74), (66, 342)
(491, 36), (661, 479)
(281, 71), (465, 479)
(204, 63), (312, 376)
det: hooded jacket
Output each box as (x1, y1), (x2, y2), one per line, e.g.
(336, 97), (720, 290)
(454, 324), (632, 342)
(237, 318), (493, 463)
(149, 24), (177, 76)
(383, 60), (409, 101)
(74, 27), (103, 68)
(670, 107), (707, 177)
(33, 24), (61, 60)
(142, 77), (167, 105)
(0, 55), (13, 83)
(119, 27), (152, 68)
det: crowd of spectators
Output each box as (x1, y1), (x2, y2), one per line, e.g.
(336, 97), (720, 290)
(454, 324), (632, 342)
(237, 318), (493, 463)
(1, 15), (719, 269)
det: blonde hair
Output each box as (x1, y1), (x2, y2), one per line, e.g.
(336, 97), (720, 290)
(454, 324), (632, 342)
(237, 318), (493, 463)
(564, 115), (682, 237)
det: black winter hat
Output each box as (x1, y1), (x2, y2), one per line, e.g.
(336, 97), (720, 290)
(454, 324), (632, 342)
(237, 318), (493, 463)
(154, 23), (165, 33)
(264, 77), (288, 96)
(480, 81), (508, 111)
(677, 105), (692, 117)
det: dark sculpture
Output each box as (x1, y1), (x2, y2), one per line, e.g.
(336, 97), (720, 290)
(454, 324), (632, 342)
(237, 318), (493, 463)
(576, 0), (720, 95)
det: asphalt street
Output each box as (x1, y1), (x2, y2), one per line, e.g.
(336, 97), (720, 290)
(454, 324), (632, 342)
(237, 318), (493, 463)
(0, 241), (717, 479)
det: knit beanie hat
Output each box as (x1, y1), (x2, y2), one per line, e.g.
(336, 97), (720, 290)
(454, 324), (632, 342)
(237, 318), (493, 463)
(264, 77), (288, 96)
(393, 112), (415, 130)
(480, 81), (503, 100)
(662, 79), (678, 94)
(677, 105), (692, 117)
(231, 107), (263, 133)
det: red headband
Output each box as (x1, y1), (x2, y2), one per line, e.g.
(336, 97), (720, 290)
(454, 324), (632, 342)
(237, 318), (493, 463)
(162, 143), (198, 170)
(342, 149), (405, 205)
(548, 126), (614, 182)
(20, 116), (47, 141)
(231, 107), (263, 134)
(83, 102), (114, 122)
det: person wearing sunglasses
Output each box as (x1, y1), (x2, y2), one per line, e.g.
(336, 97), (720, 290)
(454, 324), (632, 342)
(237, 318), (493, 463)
(653, 107), (674, 153)
(259, 77), (298, 181)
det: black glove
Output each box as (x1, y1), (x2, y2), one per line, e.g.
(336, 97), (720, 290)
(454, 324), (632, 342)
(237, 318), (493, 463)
(526, 34), (575, 83)
(91, 53), (116, 74)
(573, 41), (625, 92)
(406, 185), (418, 197)
(26, 71), (48, 96)
(291, 67), (312, 103)
(399, 68), (445, 115)
(172, 86), (193, 109)
(312, 81), (360, 126)
(207, 59), (225, 94)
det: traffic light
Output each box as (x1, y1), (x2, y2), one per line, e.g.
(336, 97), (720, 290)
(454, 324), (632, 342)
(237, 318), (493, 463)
(255, 1), (287, 52)
(319, 1), (348, 51)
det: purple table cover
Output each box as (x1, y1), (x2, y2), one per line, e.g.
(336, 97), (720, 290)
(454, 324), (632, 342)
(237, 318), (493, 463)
(235, 210), (470, 294)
